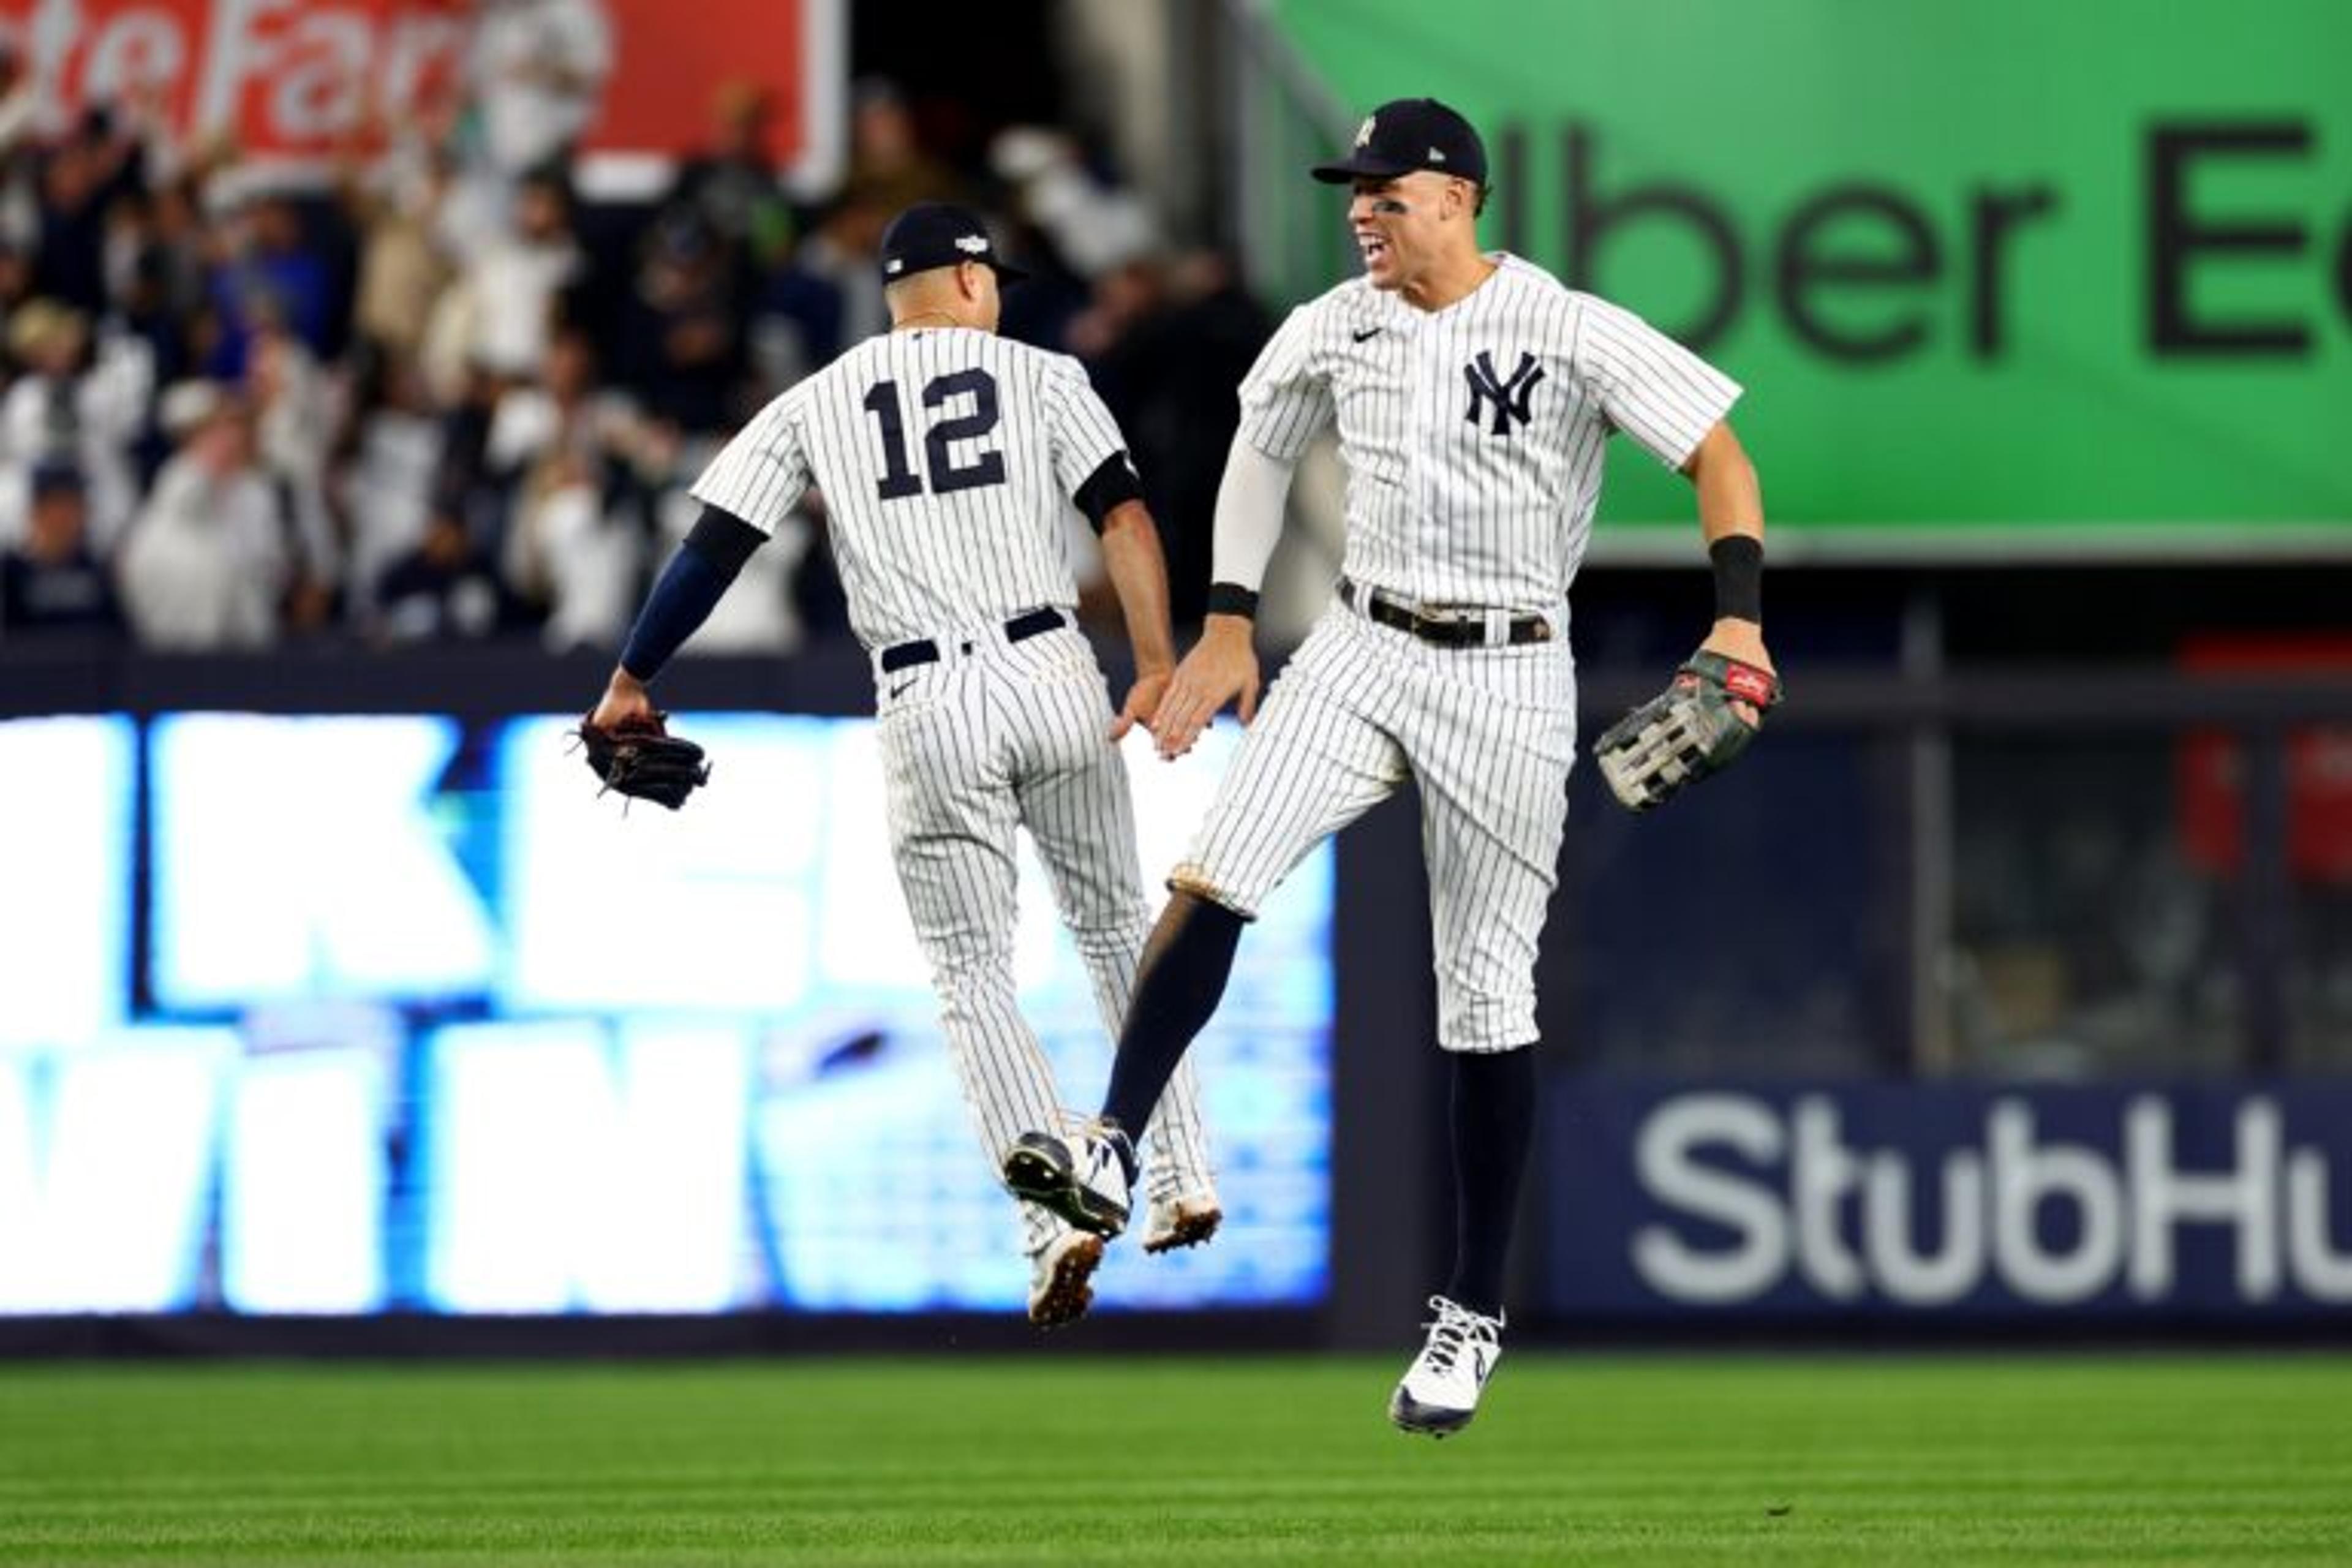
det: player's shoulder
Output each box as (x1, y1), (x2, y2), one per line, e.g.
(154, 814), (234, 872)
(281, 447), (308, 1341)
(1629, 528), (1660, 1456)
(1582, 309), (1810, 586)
(1285, 275), (1383, 339)
(780, 337), (880, 407)
(1485, 252), (1592, 317)
(987, 334), (1087, 383)
(1483, 255), (1651, 353)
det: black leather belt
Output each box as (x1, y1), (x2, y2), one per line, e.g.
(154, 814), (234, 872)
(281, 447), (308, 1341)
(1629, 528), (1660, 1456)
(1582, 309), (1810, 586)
(880, 607), (1068, 673)
(1340, 577), (1551, 647)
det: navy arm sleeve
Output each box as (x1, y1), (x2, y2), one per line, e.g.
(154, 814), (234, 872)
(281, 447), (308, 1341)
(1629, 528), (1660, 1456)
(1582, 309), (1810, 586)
(617, 505), (767, 681)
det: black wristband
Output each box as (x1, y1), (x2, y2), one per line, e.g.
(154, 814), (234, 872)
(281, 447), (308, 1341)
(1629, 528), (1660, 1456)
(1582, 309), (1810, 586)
(1205, 581), (1260, 619)
(1709, 535), (1763, 624)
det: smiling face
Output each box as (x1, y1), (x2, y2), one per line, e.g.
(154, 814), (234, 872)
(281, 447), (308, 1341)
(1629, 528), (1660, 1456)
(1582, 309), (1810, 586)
(1349, 170), (1480, 293)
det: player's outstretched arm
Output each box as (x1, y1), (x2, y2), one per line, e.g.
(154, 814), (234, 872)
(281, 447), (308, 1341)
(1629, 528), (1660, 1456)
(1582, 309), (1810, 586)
(1096, 499), (1178, 741)
(1153, 434), (1291, 759)
(1681, 420), (1775, 721)
(589, 504), (766, 725)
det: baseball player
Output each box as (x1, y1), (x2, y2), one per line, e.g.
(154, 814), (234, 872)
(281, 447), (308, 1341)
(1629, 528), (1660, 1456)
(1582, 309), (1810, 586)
(1005, 100), (1777, 1431)
(586, 202), (1221, 1327)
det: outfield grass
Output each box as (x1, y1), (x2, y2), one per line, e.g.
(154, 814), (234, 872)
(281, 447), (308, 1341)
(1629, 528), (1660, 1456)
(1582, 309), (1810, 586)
(1, 1354), (2348, 1565)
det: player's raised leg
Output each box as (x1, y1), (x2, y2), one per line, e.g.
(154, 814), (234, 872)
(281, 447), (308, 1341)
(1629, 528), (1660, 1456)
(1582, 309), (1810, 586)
(1012, 654), (1223, 1253)
(1006, 621), (1408, 1238)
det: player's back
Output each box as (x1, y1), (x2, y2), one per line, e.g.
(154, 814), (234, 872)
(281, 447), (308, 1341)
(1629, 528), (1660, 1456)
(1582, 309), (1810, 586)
(788, 329), (1090, 650)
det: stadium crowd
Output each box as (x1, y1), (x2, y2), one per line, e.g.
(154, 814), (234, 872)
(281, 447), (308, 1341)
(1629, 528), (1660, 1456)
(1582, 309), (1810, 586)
(0, 39), (1265, 652)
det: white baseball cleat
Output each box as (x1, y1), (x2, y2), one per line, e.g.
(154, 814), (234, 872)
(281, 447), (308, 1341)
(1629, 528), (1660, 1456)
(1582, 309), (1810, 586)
(1140, 1191), (1223, 1255)
(1001, 1122), (1134, 1238)
(1388, 1295), (1504, 1438)
(1026, 1229), (1104, 1329)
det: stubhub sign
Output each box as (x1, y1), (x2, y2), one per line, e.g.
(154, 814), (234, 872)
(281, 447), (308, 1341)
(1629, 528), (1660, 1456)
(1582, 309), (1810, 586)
(1546, 1084), (2352, 1318)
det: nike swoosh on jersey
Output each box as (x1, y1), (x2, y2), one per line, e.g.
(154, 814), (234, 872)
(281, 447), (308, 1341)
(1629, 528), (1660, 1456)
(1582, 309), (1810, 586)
(1352, 327), (1384, 342)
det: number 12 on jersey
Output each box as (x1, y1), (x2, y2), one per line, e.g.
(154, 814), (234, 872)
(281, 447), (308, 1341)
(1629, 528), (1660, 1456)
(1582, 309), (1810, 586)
(862, 370), (1007, 499)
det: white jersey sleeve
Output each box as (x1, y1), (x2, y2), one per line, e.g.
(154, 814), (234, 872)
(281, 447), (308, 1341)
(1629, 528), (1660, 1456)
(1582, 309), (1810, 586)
(1235, 304), (1334, 462)
(690, 389), (813, 535)
(1043, 354), (1129, 500)
(1570, 296), (1743, 470)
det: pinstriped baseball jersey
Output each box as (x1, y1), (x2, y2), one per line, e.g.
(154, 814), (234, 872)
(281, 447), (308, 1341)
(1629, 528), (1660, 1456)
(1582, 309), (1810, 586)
(1238, 253), (1741, 612)
(691, 323), (1216, 1267)
(1178, 254), (1741, 1051)
(692, 328), (1128, 650)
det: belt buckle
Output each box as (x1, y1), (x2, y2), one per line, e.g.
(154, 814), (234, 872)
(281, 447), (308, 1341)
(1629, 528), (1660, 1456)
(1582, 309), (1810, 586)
(1416, 598), (1479, 644)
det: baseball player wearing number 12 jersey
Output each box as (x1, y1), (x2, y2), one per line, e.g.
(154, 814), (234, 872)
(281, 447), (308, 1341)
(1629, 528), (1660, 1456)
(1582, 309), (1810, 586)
(1006, 100), (1779, 1431)
(588, 203), (1220, 1327)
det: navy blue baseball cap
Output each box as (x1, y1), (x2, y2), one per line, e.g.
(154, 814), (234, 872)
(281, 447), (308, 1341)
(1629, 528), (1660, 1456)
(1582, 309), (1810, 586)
(1311, 97), (1488, 187)
(878, 202), (1029, 285)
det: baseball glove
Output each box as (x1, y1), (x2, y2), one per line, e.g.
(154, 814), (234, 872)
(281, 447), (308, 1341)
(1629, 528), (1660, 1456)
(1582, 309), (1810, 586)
(576, 711), (710, 810)
(1594, 650), (1782, 812)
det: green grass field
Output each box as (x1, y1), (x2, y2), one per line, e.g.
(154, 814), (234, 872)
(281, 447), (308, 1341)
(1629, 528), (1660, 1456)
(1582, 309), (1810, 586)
(2, 1355), (2348, 1565)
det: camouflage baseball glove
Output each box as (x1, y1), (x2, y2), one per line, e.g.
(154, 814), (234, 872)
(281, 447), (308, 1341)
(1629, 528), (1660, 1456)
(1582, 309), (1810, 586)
(576, 711), (710, 810)
(1594, 650), (1782, 812)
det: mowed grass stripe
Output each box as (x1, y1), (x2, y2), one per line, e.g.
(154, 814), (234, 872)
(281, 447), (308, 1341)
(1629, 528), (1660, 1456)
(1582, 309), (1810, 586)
(1, 1356), (2348, 1564)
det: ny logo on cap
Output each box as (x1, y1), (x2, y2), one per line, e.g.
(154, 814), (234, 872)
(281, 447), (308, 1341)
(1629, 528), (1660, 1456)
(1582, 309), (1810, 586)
(954, 234), (989, 254)
(1355, 115), (1376, 148)
(1463, 350), (1546, 435)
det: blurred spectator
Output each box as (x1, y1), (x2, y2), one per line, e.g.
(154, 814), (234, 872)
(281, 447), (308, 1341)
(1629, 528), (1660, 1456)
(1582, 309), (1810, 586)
(102, 191), (197, 398)
(0, 462), (122, 640)
(841, 79), (962, 215)
(752, 197), (888, 393)
(0, 44), (39, 161)
(342, 139), (459, 366)
(616, 208), (745, 435)
(0, 244), (32, 324)
(468, 0), (614, 183)
(486, 325), (651, 649)
(372, 503), (524, 644)
(203, 186), (337, 378)
(666, 80), (795, 271)
(31, 108), (143, 317)
(428, 361), (508, 553)
(426, 164), (581, 393)
(245, 323), (342, 629)
(1074, 251), (1270, 625)
(0, 296), (151, 554)
(337, 352), (448, 624)
(990, 127), (1158, 281)
(116, 388), (290, 649)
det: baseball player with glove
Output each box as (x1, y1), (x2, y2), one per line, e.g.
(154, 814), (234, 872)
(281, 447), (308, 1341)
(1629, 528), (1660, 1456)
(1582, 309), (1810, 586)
(583, 202), (1220, 1327)
(1003, 100), (1777, 1431)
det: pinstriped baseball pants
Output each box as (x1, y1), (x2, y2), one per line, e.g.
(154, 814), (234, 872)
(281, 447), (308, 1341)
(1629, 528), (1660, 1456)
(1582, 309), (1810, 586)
(1174, 600), (1577, 1052)
(878, 624), (1216, 1256)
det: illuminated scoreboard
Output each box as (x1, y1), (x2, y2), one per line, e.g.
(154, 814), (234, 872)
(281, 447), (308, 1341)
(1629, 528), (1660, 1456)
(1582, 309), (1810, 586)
(0, 714), (1333, 1316)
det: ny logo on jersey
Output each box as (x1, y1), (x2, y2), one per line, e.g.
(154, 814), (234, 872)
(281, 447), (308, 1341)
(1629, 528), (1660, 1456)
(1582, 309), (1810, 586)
(1463, 350), (1545, 435)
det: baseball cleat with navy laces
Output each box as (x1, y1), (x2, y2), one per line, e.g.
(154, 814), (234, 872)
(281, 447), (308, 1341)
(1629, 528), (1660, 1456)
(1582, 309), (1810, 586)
(1389, 1295), (1505, 1436)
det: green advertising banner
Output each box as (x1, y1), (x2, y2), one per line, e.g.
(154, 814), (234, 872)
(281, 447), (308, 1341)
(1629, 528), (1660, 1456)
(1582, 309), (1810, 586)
(1269, 0), (2352, 558)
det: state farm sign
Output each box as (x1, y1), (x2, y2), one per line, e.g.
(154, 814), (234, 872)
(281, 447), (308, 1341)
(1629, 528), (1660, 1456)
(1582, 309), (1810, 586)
(0, 0), (842, 190)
